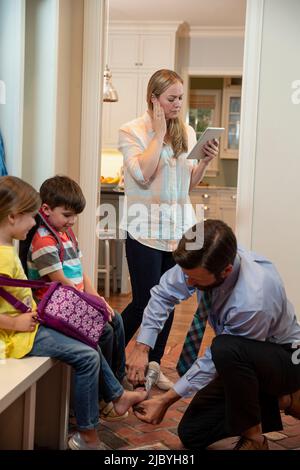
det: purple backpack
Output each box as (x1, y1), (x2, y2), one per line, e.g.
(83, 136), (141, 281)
(0, 276), (109, 350)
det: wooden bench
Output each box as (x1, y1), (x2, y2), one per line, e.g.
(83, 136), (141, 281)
(0, 356), (70, 450)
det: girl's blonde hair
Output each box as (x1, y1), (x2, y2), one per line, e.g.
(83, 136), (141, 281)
(0, 176), (40, 224)
(147, 69), (188, 158)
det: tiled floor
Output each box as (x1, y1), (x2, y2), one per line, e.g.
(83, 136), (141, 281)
(95, 293), (300, 451)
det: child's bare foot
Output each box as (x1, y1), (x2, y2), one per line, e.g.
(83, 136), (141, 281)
(113, 389), (148, 416)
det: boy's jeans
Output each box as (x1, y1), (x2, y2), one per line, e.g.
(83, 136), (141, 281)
(99, 312), (126, 401)
(99, 312), (126, 379)
(28, 325), (123, 430)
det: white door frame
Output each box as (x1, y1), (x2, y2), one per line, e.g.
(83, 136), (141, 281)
(78, 0), (105, 285)
(236, 0), (264, 247)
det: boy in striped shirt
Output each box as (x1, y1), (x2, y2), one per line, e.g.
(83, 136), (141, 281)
(27, 175), (129, 421)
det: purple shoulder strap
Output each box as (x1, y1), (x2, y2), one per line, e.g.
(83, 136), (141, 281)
(0, 275), (50, 313)
(0, 275), (49, 289)
(0, 286), (30, 313)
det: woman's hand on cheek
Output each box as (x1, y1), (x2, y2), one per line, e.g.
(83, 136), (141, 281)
(152, 99), (166, 139)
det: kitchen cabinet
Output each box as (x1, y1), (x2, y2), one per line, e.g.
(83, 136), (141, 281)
(102, 22), (181, 148)
(102, 71), (151, 148)
(218, 190), (237, 230)
(102, 72), (140, 148)
(109, 32), (176, 71)
(190, 187), (237, 232)
(187, 77), (242, 168)
(220, 78), (241, 159)
(188, 89), (222, 177)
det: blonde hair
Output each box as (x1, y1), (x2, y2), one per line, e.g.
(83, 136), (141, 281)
(0, 176), (40, 224)
(147, 69), (188, 158)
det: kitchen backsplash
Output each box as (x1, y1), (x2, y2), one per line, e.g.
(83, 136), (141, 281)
(101, 149), (123, 177)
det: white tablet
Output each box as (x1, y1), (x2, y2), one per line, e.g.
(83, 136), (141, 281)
(187, 127), (225, 160)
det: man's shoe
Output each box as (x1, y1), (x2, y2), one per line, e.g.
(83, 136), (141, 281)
(68, 432), (108, 450)
(99, 400), (129, 421)
(284, 389), (300, 419)
(233, 436), (269, 450)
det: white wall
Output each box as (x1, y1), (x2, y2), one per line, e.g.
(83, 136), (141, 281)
(179, 34), (244, 75)
(238, 0), (300, 316)
(0, 0), (84, 187)
(21, 0), (84, 189)
(22, 0), (59, 188)
(253, 0), (300, 314)
(189, 36), (244, 73)
(0, 0), (25, 176)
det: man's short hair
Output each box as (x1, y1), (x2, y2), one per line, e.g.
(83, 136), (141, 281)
(173, 219), (237, 275)
(39, 175), (86, 214)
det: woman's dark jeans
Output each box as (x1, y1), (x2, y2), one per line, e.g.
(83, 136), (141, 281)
(122, 235), (175, 364)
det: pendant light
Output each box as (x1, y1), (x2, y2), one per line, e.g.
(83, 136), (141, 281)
(103, 0), (118, 102)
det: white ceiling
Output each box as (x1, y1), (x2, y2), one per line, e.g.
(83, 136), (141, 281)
(110, 0), (247, 28)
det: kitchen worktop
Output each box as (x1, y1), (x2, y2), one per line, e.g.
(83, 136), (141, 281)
(100, 185), (237, 195)
(100, 185), (124, 195)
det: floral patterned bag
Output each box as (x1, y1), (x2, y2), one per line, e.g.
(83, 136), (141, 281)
(0, 276), (109, 349)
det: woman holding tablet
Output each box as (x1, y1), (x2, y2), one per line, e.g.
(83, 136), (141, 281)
(118, 69), (218, 389)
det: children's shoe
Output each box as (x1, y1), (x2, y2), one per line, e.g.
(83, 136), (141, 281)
(100, 400), (129, 421)
(147, 361), (174, 391)
(156, 370), (174, 391)
(68, 432), (108, 450)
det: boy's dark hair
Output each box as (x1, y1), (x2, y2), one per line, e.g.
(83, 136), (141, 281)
(39, 175), (86, 213)
(173, 219), (237, 275)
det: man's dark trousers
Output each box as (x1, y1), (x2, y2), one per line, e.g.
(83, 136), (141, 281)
(178, 334), (300, 449)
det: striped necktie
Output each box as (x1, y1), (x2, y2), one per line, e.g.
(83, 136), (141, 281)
(176, 290), (212, 377)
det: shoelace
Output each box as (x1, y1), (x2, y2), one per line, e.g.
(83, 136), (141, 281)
(145, 367), (159, 392)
